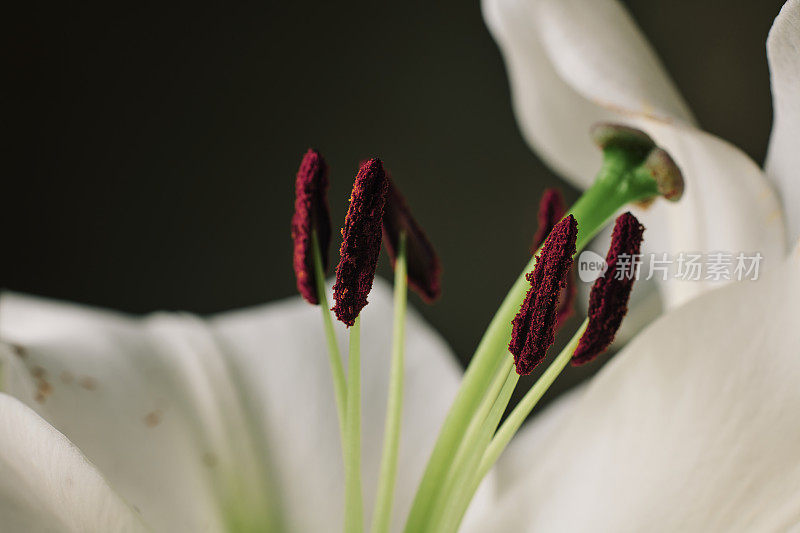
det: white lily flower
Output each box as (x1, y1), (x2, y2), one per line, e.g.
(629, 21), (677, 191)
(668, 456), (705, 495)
(3, 2), (799, 532)
(454, 3), (800, 529)
(0, 280), (498, 532)
(482, 0), (795, 308)
(463, 241), (800, 532)
(3, 244), (799, 531)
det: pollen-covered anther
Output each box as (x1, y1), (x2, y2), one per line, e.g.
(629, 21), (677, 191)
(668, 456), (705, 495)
(530, 188), (575, 328)
(332, 158), (389, 326)
(509, 215), (578, 376)
(530, 188), (567, 253)
(572, 212), (645, 366)
(382, 177), (442, 302)
(291, 148), (332, 305)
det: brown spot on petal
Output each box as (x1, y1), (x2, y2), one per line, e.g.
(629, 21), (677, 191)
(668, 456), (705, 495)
(10, 343), (27, 358)
(78, 376), (98, 391)
(203, 452), (218, 468)
(143, 410), (162, 427)
(34, 378), (53, 404)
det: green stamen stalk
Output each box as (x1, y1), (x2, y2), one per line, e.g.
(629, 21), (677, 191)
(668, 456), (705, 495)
(479, 319), (588, 481)
(371, 233), (408, 533)
(425, 357), (515, 531)
(430, 363), (518, 533)
(404, 147), (659, 532)
(344, 317), (363, 533)
(442, 320), (589, 532)
(312, 232), (347, 447)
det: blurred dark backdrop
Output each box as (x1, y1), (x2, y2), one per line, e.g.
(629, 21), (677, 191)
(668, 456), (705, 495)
(4, 1), (786, 404)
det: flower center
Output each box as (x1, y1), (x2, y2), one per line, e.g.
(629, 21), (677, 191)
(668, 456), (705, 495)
(288, 122), (685, 533)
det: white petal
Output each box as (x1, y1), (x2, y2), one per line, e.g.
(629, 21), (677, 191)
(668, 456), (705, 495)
(535, 0), (693, 124)
(484, 0), (786, 308)
(482, 0), (692, 188)
(627, 121), (786, 307)
(766, 0), (800, 244)
(0, 294), (278, 532)
(466, 243), (800, 532)
(211, 278), (472, 532)
(1, 278), (474, 532)
(0, 389), (146, 533)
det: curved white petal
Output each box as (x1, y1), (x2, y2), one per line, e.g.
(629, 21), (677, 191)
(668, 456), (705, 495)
(0, 278), (471, 532)
(627, 121), (786, 307)
(484, 0), (786, 308)
(210, 278), (470, 532)
(0, 294), (283, 532)
(536, 0), (694, 125)
(465, 243), (800, 532)
(766, 0), (800, 244)
(0, 389), (147, 533)
(482, 0), (692, 188)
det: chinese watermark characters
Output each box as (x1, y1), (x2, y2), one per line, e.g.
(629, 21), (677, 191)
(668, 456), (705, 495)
(577, 251), (763, 283)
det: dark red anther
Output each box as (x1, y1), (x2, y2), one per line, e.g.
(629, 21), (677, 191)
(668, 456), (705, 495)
(291, 149), (332, 305)
(382, 177), (442, 303)
(332, 158), (389, 326)
(530, 188), (575, 329)
(572, 212), (645, 366)
(509, 215), (578, 375)
(531, 188), (567, 253)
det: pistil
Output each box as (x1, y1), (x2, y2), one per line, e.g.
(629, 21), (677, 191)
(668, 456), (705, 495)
(437, 213), (647, 532)
(404, 123), (684, 533)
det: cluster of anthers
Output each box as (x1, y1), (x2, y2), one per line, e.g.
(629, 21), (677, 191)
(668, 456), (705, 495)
(290, 123), (684, 533)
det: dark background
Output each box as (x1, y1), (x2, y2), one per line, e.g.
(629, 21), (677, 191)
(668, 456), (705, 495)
(4, 1), (786, 405)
